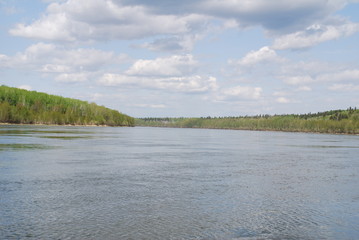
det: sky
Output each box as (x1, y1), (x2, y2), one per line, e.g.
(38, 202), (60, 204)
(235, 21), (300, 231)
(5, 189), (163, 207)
(1, 0), (359, 117)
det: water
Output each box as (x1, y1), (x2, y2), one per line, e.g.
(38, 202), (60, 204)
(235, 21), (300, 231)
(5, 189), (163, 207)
(1, 125), (358, 240)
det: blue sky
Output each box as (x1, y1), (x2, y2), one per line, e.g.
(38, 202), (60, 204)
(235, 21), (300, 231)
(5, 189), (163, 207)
(1, 0), (359, 117)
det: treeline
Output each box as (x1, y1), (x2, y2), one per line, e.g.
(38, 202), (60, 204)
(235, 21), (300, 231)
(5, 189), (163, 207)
(136, 108), (359, 134)
(0, 85), (134, 126)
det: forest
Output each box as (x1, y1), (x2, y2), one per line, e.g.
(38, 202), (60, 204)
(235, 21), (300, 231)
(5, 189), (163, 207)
(136, 108), (359, 134)
(0, 85), (134, 126)
(1, 85), (358, 133)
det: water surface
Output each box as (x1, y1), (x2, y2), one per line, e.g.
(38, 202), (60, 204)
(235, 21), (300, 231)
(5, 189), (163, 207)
(1, 125), (358, 239)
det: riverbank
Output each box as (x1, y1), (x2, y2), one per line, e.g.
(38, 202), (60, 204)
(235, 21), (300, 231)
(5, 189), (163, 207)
(0, 122), (132, 127)
(136, 109), (359, 135)
(137, 124), (359, 135)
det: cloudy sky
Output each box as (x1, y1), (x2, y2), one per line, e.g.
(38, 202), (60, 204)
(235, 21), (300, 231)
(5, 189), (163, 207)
(1, 0), (359, 117)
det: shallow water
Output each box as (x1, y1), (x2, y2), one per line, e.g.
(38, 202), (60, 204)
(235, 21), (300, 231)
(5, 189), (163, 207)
(1, 125), (358, 239)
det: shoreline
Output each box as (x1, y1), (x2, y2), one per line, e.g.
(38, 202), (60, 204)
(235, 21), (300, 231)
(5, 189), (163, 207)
(1, 122), (357, 135)
(135, 125), (359, 136)
(0, 123), (132, 127)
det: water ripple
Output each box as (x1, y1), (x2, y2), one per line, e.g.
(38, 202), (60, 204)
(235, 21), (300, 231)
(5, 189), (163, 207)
(1, 126), (358, 239)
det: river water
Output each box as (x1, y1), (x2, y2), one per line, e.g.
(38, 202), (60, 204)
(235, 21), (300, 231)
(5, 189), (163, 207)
(0, 125), (358, 239)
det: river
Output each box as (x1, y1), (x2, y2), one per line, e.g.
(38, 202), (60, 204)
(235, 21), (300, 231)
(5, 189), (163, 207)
(1, 125), (358, 239)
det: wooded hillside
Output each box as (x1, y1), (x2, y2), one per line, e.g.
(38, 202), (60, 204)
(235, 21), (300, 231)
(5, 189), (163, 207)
(0, 85), (134, 126)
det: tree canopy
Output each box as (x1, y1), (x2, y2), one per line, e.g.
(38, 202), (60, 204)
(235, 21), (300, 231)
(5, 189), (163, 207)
(136, 108), (359, 134)
(0, 85), (134, 126)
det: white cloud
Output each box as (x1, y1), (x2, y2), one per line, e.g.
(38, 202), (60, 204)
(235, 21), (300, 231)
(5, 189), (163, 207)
(126, 54), (198, 77)
(90, 93), (103, 101)
(234, 46), (283, 66)
(7, 43), (120, 71)
(273, 19), (359, 49)
(223, 19), (240, 29)
(276, 57), (359, 88)
(279, 61), (333, 76)
(6, 0), (357, 55)
(279, 68), (359, 87)
(220, 86), (263, 100)
(55, 72), (89, 83)
(98, 74), (135, 86)
(317, 69), (359, 82)
(41, 64), (72, 73)
(329, 84), (359, 91)
(98, 54), (218, 93)
(9, 0), (209, 42)
(9, 0), (354, 49)
(227, 46), (285, 77)
(281, 75), (314, 85)
(41, 0), (66, 2)
(0, 54), (9, 67)
(296, 86), (312, 91)
(0, 43), (125, 82)
(272, 89), (308, 104)
(99, 73), (218, 93)
(13, 43), (57, 65)
(0, 0), (20, 15)
(17, 85), (32, 91)
(273, 91), (290, 97)
(199, 0), (359, 50)
(139, 34), (204, 52)
(7, 0), (357, 56)
(276, 97), (291, 103)
(273, 93), (300, 104)
(133, 104), (167, 109)
(3, 0), (359, 117)
(10, 11), (75, 42)
(200, 0), (347, 32)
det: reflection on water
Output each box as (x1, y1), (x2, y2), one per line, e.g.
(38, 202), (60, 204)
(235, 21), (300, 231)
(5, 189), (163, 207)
(38, 136), (94, 140)
(0, 143), (54, 151)
(1, 125), (359, 239)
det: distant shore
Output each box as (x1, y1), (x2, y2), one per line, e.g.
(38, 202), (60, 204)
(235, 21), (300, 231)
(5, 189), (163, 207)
(136, 111), (359, 135)
(137, 124), (359, 135)
(1, 122), (357, 135)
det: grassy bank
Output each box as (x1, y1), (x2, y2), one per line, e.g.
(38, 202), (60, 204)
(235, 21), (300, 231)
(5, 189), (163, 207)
(0, 85), (134, 126)
(136, 109), (359, 134)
